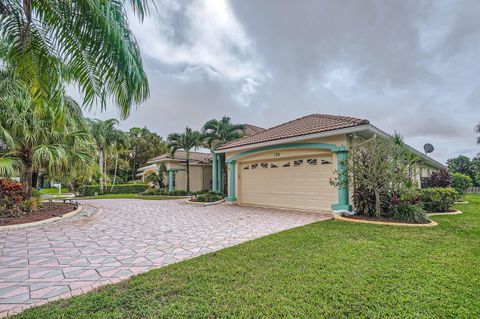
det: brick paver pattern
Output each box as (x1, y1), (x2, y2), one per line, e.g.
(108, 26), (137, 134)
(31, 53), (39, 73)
(0, 199), (331, 316)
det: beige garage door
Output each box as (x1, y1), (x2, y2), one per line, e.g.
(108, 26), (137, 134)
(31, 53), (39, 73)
(239, 156), (336, 212)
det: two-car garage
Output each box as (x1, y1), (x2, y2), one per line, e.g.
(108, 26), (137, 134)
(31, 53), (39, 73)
(237, 154), (337, 212)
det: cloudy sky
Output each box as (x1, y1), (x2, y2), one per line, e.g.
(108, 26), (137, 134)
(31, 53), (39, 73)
(85, 0), (480, 164)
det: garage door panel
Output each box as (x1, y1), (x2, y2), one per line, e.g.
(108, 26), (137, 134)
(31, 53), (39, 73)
(239, 156), (336, 212)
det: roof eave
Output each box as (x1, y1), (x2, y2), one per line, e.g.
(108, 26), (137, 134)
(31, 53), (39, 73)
(217, 124), (445, 169)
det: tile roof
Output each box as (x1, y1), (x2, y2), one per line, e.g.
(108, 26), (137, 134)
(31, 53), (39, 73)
(218, 114), (369, 150)
(148, 150), (211, 164)
(243, 124), (265, 136)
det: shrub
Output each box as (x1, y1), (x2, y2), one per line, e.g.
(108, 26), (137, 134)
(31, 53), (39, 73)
(195, 192), (224, 203)
(168, 190), (189, 196)
(392, 203), (428, 224)
(81, 184), (149, 196)
(0, 178), (31, 218)
(450, 173), (473, 196)
(420, 188), (458, 212)
(423, 168), (451, 188)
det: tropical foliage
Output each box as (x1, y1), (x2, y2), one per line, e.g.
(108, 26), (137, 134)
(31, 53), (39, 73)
(167, 127), (202, 192)
(128, 127), (168, 180)
(202, 117), (245, 151)
(420, 188), (458, 212)
(0, 71), (96, 196)
(0, 0), (150, 118)
(450, 172), (473, 196)
(145, 163), (167, 189)
(0, 178), (36, 217)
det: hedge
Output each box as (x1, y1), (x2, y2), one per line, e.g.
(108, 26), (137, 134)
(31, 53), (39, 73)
(419, 187), (458, 212)
(81, 184), (149, 196)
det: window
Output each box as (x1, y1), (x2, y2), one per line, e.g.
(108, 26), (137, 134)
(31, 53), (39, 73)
(243, 165), (250, 170)
(251, 163), (258, 169)
(282, 162), (291, 167)
(270, 163), (278, 168)
(307, 159), (317, 165)
(261, 163), (268, 168)
(321, 160), (332, 165)
(293, 159), (304, 167)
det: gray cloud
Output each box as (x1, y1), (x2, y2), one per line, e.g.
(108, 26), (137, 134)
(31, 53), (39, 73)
(84, 0), (480, 163)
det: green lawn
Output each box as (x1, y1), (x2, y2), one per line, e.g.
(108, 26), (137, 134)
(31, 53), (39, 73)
(38, 187), (70, 194)
(76, 193), (188, 200)
(15, 196), (480, 318)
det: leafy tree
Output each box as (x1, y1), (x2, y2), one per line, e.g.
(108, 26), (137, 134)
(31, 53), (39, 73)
(450, 173), (473, 197)
(0, 71), (95, 197)
(424, 168), (451, 188)
(167, 127), (202, 192)
(447, 155), (475, 179)
(0, 0), (150, 118)
(128, 127), (168, 180)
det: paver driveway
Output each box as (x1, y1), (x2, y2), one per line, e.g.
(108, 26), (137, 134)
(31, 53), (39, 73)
(0, 199), (331, 316)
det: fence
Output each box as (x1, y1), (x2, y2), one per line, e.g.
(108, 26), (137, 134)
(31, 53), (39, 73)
(466, 187), (480, 194)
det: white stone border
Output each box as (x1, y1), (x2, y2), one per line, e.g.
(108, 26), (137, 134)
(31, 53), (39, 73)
(334, 215), (438, 227)
(185, 199), (225, 207)
(427, 210), (463, 216)
(0, 205), (83, 231)
(454, 201), (469, 204)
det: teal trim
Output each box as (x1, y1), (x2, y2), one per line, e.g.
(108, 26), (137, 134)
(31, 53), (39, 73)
(212, 152), (217, 192)
(217, 154), (224, 193)
(228, 143), (345, 162)
(331, 149), (351, 211)
(226, 160), (236, 201)
(168, 170), (174, 192)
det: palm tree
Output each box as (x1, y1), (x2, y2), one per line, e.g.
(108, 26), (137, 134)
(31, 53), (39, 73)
(0, 0), (150, 118)
(202, 117), (245, 151)
(145, 163), (167, 188)
(89, 118), (125, 192)
(475, 123), (480, 144)
(167, 127), (202, 193)
(202, 117), (245, 192)
(0, 71), (95, 196)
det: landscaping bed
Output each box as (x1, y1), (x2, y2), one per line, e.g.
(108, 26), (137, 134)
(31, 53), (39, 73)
(341, 214), (432, 225)
(0, 202), (77, 226)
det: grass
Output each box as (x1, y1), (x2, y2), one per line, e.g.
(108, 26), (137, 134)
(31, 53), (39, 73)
(38, 187), (70, 195)
(14, 195), (480, 318)
(76, 193), (188, 200)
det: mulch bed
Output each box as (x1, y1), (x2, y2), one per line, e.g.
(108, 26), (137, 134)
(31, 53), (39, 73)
(0, 202), (76, 226)
(346, 214), (431, 225)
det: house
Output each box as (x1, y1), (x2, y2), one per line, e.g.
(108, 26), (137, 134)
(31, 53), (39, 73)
(214, 114), (444, 213)
(138, 150), (212, 192)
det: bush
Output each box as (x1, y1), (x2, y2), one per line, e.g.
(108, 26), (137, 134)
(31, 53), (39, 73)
(420, 188), (458, 212)
(392, 203), (428, 224)
(450, 173), (473, 196)
(81, 184), (149, 196)
(0, 178), (32, 218)
(195, 192), (224, 203)
(423, 168), (451, 188)
(168, 190), (189, 196)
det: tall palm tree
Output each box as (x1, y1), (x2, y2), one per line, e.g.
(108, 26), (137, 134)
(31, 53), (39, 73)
(0, 0), (150, 118)
(475, 123), (480, 144)
(202, 117), (245, 192)
(89, 118), (125, 192)
(167, 127), (202, 193)
(0, 71), (95, 196)
(202, 117), (245, 151)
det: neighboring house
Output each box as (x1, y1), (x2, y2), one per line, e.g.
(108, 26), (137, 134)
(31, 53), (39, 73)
(214, 114), (444, 213)
(140, 150), (212, 192)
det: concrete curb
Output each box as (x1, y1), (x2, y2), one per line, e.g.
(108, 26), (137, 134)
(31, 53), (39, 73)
(0, 205), (83, 231)
(427, 210), (463, 216)
(334, 215), (438, 227)
(185, 199), (225, 207)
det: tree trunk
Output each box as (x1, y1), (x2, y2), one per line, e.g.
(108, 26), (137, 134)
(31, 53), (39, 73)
(186, 151), (190, 193)
(22, 163), (34, 198)
(111, 154), (119, 191)
(98, 148), (104, 192)
(374, 189), (382, 217)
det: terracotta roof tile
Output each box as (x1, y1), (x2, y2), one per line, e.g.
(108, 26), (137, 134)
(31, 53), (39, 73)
(218, 114), (369, 150)
(243, 124), (266, 136)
